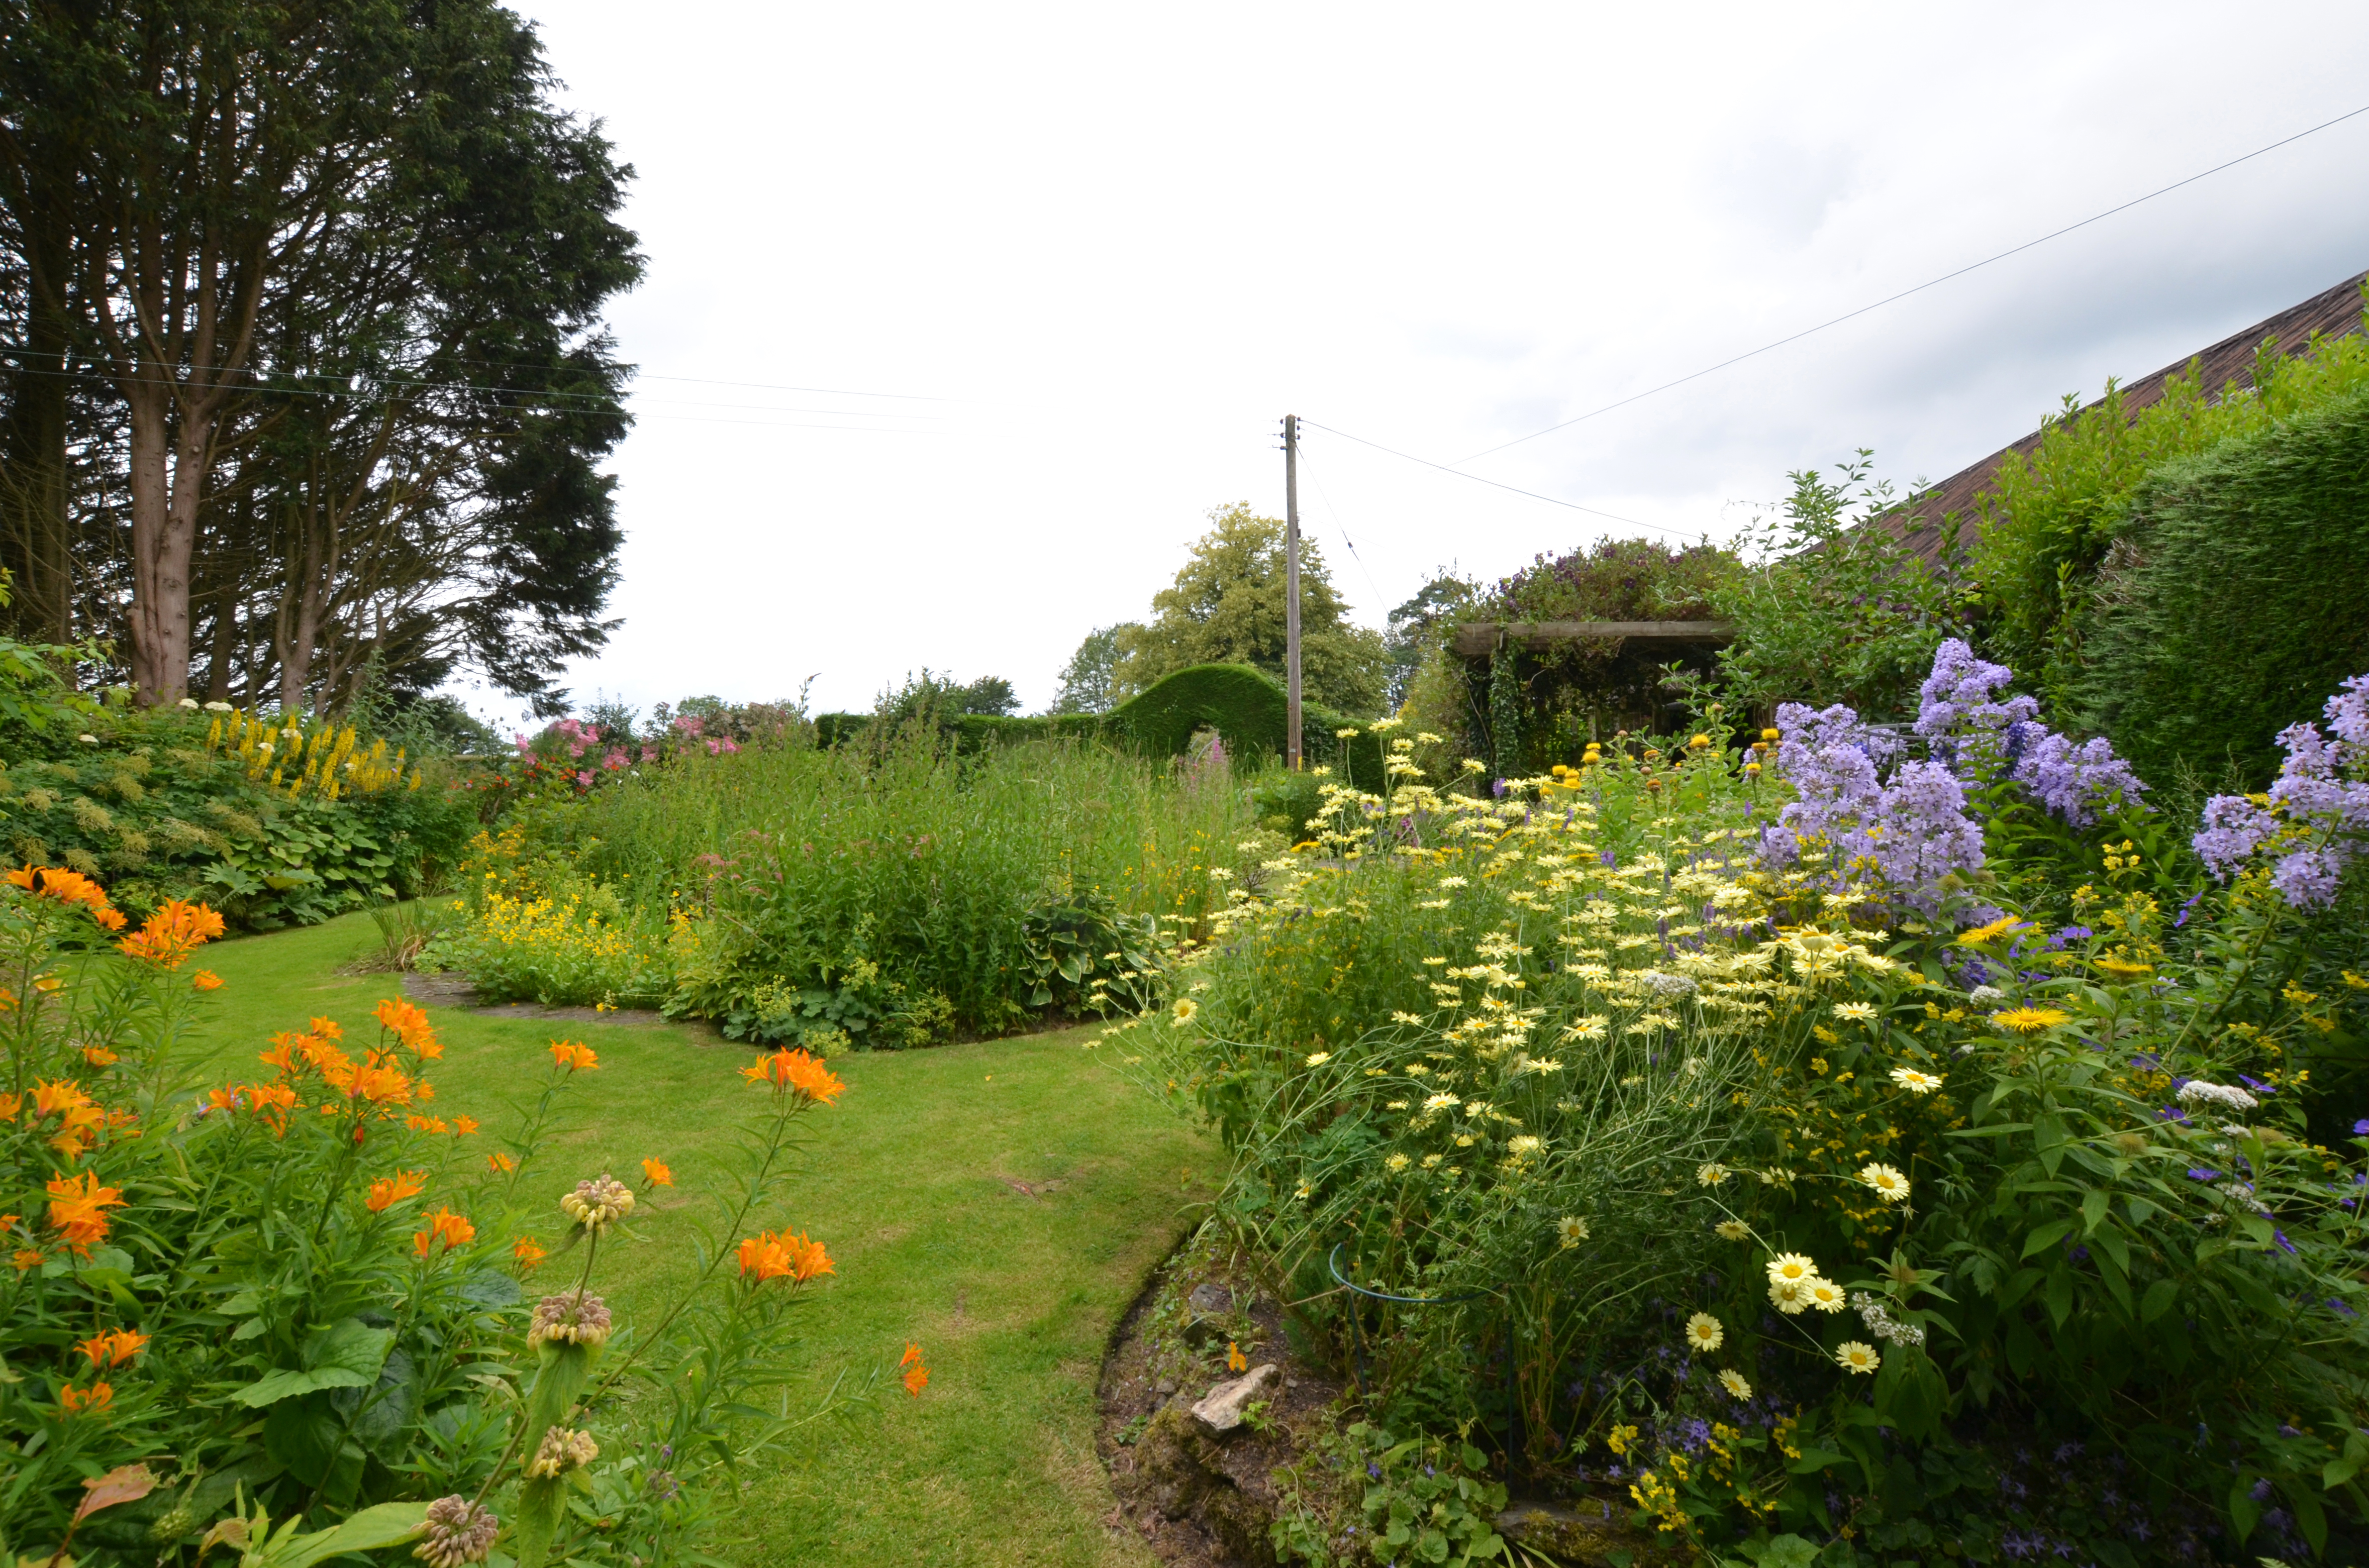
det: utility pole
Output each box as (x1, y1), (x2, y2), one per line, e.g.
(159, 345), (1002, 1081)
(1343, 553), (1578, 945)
(1282, 414), (1303, 770)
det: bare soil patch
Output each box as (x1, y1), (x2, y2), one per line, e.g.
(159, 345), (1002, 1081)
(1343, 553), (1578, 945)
(1097, 1245), (1346, 1567)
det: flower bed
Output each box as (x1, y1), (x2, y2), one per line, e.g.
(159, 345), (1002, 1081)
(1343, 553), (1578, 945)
(0, 868), (913, 1566)
(1115, 652), (2369, 1563)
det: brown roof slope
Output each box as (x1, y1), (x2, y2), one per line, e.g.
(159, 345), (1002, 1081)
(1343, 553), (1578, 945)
(1886, 268), (2368, 566)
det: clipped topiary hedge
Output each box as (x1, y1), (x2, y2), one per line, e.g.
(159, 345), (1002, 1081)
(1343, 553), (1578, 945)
(2073, 383), (2369, 785)
(818, 664), (1389, 783)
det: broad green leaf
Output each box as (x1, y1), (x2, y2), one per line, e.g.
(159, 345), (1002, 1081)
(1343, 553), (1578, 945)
(307, 1317), (396, 1380)
(235, 1366), (374, 1407)
(255, 1501), (428, 1568)
(2020, 1219), (2077, 1260)
(2043, 1266), (2075, 1329)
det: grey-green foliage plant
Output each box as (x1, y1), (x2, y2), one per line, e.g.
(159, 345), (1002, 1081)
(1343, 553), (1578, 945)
(1713, 453), (1971, 722)
(2071, 382), (2369, 785)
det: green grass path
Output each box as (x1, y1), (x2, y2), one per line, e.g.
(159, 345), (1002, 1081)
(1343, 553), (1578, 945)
(182, 915), (1213, 1566)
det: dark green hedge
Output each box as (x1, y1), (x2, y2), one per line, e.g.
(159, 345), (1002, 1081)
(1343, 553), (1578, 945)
(2072, 384), (2369, 785)
(817, 664), (1388, 783)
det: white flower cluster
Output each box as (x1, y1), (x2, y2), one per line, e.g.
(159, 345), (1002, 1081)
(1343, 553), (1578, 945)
(2176, 1079), (2259, 1112)
(1849, 1290), (1927, 1347)
(1637, 969), (1699, 998)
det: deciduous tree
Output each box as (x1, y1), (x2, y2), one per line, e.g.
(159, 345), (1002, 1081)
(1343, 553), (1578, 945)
(1114, 502), (1386, 715)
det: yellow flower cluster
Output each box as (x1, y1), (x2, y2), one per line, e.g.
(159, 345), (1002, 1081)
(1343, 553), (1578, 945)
(205, 708), (414, 800)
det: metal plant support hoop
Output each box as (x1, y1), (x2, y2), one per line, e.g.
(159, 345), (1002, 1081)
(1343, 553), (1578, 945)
(1326, 1242), (1503, 1414)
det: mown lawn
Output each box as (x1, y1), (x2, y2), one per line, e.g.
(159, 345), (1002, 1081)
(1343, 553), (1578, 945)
(180, 913), (1213, 1567)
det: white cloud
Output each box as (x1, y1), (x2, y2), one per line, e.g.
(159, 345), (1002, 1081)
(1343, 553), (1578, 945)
(505, 0), (2369, 722)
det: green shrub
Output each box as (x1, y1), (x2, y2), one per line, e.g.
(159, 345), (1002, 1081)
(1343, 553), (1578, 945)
(1970, 292), (2369, 702)
(1714, 454), (1972, 722)
(467, 729), (1262, 1045)
(825, 663), (1387, 783)
(0, 700), (477, 929)
(2071, 384), (2369, 786)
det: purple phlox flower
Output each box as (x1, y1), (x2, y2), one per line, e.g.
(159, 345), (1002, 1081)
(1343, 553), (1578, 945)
(2186, 1169), (2220, 1182)
(2156, 1105), (2190, 1125)
(2250, 1477), (2276, 1501)
(2193, 792), (2279, 879)
(2331, 1298), (2358, 1317)
(1491, 777), (1508, 799)
(2354, 1119), (2369, 1137)
(2275, 1229), (2297, 1255)
(1917, 640), (2038, 740)
(2174, 891), (2202, 928)
(1762, 691), (1985, 912)
(2238, 1074), (2274, 1095)
(2044, 925), (2095, 951)
(1599, 850), (1617, 868)
(2068, 1244), (2091, 1264)
(2328, 672), (2369, 762)
(2279, 1424), (2304, 1438)
(2195, 677), (2369, 909)
(2012, 729), (2149, 827)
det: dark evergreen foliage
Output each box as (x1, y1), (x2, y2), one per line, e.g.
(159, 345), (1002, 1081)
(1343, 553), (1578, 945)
(2074, 386), (2369, 785)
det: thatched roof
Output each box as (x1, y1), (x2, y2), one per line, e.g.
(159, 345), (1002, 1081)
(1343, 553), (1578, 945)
(1885, 268), (2368, 566)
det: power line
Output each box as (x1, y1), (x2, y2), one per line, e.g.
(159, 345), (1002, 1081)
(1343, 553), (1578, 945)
(1456, 100), (2369, 465)
(1301, 419), (1701, 540)
(0, 344), (952, 414)
(0, 352), (944, 431)
(1295, 445), (1390, 610)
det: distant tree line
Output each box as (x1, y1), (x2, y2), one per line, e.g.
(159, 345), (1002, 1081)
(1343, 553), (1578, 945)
(0, 0), (642, 713)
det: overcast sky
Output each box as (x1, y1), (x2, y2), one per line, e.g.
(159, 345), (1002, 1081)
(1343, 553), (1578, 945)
(484, 2), (2369, 728)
